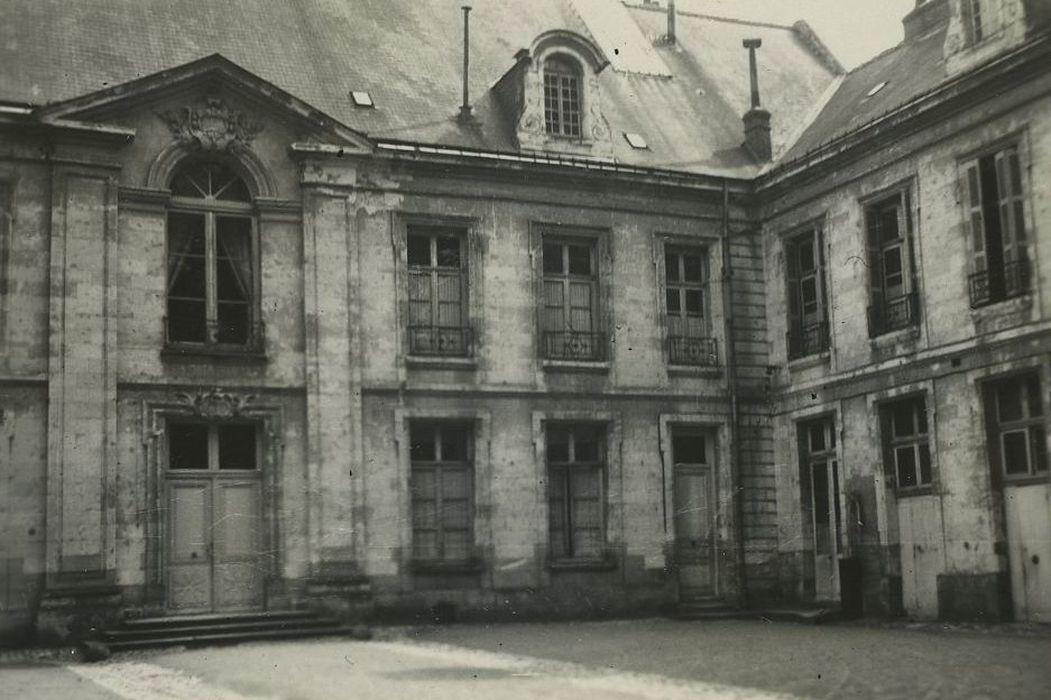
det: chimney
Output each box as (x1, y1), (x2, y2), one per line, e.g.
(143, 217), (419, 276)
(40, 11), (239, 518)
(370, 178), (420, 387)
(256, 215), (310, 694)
(902, 0), (949, 41)
(458, 5), (474, 123)
(667, 0), (676, 43)
(742, 38), (771, 161)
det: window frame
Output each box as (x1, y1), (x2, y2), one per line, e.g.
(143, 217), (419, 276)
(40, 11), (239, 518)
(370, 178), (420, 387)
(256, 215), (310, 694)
(984, 372), (1048, 483)
(165, 420), (261, 473)
(545, 423), (608, 562)
(963, 0), (1001, 46)
(879, 395), (934, 493)
(405, 224), (472, 358)
(784, 225), (830, 360)
(536, 227), (610, 364)
(961, 141), (1032, 308)
(543, 54), (583, 139)
(408, 421), (476, 565)
(662, 243), (717, 366)
(164, 158), (263, 357)
(864, 190), (920, 336)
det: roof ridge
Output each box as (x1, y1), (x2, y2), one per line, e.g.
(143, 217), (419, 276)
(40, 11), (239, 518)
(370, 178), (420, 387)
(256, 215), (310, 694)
(622, 2), (796, 32)
(842, 37), (908, 76)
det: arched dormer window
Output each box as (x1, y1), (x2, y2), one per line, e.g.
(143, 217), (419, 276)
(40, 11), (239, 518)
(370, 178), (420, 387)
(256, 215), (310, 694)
(166, 158), (262, 354)
(543, 55), (582, 138)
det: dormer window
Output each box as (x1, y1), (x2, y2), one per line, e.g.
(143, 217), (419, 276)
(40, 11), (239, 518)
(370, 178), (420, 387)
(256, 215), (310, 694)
(964, 0), (999, 44)
(543, 55), (582, 138)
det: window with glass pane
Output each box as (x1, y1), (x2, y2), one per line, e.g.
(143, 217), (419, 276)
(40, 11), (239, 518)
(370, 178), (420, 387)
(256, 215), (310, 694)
(664, 245), (715, 365)
(166, 159), (258, 351)
(410, 423), (473, 562)
(881, 397), (932, 490)
(987, 373), (1047, 480)
(168, 421), (258, 471)
(785, 229), (829, 358)
(865, 193), (918, 335)
(543, 55), (582, 138)
(963, 144), (1029, 307)
(541, 236), (603, 361)
(407, 226), (470, 357)
(547, 424), (605, 560)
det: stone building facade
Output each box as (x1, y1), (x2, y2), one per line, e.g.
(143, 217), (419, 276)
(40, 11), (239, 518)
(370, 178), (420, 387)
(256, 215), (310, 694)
(0, 0), (1047, 642)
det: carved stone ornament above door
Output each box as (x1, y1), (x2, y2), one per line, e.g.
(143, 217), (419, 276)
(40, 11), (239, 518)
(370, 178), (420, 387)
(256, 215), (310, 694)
(158, 97), (264, 152)
(174, 388), (257, 418)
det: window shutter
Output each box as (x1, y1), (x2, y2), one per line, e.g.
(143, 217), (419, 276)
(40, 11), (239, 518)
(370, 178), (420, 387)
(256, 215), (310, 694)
(865, 208), (884, 335)
(995, 148), (1027, 264)
(815, 230), (828, 325)
(963, 161), (987, 273)
(786, 242), (802, 340)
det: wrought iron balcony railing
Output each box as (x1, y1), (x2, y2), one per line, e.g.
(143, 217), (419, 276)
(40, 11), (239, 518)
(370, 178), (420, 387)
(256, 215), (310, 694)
(542, 330), (607, 362)
(968, 259), (1031, 308)
(667, 336), (719, 366)
(787, 321), (830, 360)
(408, 325), (473, 357)
(164, 318), (266, 356)
(868, 292), (919, 337)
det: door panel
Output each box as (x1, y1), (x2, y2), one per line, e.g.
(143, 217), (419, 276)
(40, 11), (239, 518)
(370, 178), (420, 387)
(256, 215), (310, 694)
(1005, 483), (1051, 622)
(212, 481), (263, 611)
(811, 459), (840, 602)
(898, 495), (943, 617)
(674, 468), (714, 595)
(167, 481), (212, 611)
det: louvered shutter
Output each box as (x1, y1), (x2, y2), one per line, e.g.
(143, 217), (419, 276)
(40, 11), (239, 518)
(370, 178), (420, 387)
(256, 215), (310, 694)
(866, 208), (884, 335)
(786, 242), (802, 352)
(963, 161), (987, 273)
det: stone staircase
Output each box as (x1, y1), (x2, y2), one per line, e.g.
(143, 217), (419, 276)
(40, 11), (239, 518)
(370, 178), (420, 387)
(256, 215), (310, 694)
(102, 610), (370, 652)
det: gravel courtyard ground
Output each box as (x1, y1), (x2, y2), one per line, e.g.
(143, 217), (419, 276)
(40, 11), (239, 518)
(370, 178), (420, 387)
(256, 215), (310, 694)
(3, 618), (1049, 699)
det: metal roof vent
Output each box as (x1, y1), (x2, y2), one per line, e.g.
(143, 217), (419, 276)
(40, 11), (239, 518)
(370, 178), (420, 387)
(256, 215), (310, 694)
(350, 91), (375, 108)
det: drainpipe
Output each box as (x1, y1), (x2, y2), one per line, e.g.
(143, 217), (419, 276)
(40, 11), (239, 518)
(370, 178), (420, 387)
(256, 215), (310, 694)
(720, 181), (747, 608)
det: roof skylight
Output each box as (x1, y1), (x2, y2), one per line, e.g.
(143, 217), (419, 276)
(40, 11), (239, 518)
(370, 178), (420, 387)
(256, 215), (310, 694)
(623, 132), (649, 149)
(350, 91), (374, 108)
(866, 81), (888, 98)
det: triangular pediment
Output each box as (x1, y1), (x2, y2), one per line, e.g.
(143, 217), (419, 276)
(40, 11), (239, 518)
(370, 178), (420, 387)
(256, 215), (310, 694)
(36, 54), (372, 152)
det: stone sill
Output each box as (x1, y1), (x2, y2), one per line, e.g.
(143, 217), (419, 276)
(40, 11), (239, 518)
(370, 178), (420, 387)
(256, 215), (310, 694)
(869, 324), (921, 347)
(1002, 474), (1049, 487)
(667, 364), (723, 378)
(547, 556), (618, 572)
(410, 559), (483, 576)
(161, 345), (268, 363)
(970, 293), (1033, 319)
(893, 485), (935, 499)
(541, 359), (611, 374)
(406, 356), (477, 371)
(786, 351), (830, 372)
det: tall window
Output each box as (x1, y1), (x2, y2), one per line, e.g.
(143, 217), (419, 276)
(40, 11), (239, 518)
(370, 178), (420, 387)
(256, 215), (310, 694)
(547, 424), (605, 560)
(964, 0), (998, 44)
(166, 159), (260, 351)
(963, 144), (1030, 307)
(541, 235), (604, 361)
(985, 373), (1047, 481)
(664, 245), (716, 365)
(543, 55), (582, 138)
(880, 397), (932, 490)
(407, 225), (470, 357)
(785, 228), (829, 359)
(866, 192), (919, 335)
(168, 421), (258, 471)
(410, 423), (474, 563)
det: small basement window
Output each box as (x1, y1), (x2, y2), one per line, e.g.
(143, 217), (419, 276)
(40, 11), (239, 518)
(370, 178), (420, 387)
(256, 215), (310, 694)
(623, 132), (649, 149)
(350, 91), (375, 108)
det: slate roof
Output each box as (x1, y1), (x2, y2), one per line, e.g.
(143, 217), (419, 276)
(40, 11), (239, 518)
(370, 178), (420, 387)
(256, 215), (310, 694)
(0, 0), (841, 177)
(780, 9), (949, 162)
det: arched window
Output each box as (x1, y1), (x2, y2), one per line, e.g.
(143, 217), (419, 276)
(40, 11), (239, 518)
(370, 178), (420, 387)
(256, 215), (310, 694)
(543, 55), (582, 138)
(166, 159), (260, 352)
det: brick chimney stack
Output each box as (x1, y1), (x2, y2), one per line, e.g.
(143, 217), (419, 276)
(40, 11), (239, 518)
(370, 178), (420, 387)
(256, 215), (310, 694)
(742, 38), (772, 161)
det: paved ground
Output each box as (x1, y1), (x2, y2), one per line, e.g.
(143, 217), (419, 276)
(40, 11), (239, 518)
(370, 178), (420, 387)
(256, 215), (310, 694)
(3, 619), (1049, 699)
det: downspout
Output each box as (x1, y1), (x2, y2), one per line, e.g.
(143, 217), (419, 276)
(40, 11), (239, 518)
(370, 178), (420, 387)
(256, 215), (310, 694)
(720, 180), (747, 608)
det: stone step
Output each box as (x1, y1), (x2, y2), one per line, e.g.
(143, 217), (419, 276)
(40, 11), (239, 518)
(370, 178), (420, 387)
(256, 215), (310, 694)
(104, 616), (341, 641)
(105, 623), (370, 652)
(118, 610), (318, 629)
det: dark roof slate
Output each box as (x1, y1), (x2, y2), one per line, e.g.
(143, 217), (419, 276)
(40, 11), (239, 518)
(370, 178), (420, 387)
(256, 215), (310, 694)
(781, 20), (949, 162)
(0, 0), (839, 177)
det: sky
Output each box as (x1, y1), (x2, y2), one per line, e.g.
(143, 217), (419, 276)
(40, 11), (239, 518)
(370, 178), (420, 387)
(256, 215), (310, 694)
(668, 0), (919, 69)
